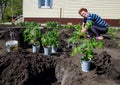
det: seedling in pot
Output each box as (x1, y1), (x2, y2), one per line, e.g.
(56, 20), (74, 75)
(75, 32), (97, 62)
(41, 29), (60, 55)
(22, 22), (41, 53)
(72, 37), (103, 61)
(68, 24), (103, 72)
(22, 22), (41, 45)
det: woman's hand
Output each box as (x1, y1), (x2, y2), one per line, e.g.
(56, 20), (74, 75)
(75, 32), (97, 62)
(81, 28), (87, 33)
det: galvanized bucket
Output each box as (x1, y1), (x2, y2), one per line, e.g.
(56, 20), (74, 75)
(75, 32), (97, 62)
(6, 40), (18, 52)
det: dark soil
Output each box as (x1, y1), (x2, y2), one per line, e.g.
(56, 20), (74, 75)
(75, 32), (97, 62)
(0, 26), (120, 85)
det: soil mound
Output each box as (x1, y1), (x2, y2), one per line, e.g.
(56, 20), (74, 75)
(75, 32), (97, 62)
(0, 49), (57, 85)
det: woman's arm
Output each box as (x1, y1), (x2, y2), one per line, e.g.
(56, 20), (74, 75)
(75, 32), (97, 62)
(81, 22), (87, 33)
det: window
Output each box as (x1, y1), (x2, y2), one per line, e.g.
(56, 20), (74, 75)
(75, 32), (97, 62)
(38, 0), (53, 8)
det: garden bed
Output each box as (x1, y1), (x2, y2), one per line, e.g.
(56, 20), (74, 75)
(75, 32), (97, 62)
(0, 26), (120, 85)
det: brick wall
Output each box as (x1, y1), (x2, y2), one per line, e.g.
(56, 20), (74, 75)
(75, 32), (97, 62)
(24, 18), (120, 27)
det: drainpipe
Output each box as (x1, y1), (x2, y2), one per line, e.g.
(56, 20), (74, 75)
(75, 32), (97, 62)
(60, 8), (62, 23)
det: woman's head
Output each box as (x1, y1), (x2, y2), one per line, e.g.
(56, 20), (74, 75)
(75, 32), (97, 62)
(79, 8), (89, 18)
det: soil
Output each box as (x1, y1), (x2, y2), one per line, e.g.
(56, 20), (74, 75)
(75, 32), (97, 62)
(0, 25), (120, 85)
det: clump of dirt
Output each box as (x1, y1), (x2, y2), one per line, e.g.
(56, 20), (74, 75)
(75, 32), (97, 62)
(104, 39), (120, 49)
(93, 51), (112, 75)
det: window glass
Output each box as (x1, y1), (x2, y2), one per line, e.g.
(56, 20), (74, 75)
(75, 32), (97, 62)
(47, 0), (51, 6)
(41, 0), (45, 6)
(39, 0), (52, 8)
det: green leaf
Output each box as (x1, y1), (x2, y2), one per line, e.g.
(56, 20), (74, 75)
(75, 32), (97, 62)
(79, 43), (87, 49)
(97, 41), (103, 49)
(118, 43), (120, 47)
(85, 21), (94, 29)
(72, 48), (78, 56)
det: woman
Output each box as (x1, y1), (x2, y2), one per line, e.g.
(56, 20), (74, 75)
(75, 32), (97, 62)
(79, 8), (108, 40)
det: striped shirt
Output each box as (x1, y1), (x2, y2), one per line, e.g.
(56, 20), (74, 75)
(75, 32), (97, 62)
(83, 13), (108, 28)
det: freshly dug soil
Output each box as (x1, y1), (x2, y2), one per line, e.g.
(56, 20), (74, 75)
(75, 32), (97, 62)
(0, 26), (120, 85)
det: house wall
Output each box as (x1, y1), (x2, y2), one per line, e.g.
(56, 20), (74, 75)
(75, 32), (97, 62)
(23, 0), (120, 27)
(62, 0), (120, 19)
(23, 0), (63, 18)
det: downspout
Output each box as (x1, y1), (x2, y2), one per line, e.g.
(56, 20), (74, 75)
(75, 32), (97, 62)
(60, 8), (62, 23)
(60, 0), (65, 24)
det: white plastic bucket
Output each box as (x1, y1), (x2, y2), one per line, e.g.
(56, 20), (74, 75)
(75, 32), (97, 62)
(6, 40), (18, 52)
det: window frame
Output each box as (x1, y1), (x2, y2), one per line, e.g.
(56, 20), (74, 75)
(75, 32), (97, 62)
(38, 0), (53, 8)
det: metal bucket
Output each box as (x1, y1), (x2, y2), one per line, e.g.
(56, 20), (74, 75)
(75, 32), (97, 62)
(44, 46), (51, 56)
(32, 44), (40, 53)
(81, 59), (91, 72)
(6, 40), (18, 52)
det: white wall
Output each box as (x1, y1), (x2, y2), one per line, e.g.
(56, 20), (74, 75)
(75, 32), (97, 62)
(23, 0), (120, 19)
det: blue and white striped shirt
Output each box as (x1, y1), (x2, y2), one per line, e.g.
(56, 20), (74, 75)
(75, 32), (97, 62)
(83, 13), (108, 28)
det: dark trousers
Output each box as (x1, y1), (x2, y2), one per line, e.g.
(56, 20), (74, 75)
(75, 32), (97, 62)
(88, 26), (108, 37)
